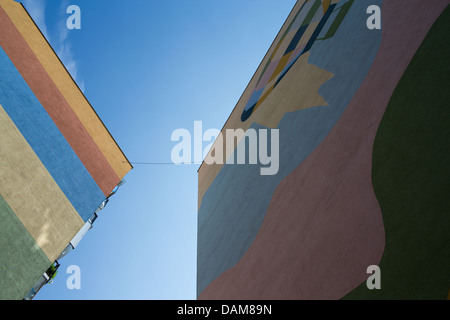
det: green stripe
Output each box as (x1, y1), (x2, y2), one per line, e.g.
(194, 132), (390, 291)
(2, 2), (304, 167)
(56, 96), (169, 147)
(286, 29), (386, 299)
(301, 0), (322, 26)
(0, 195), (51, 300)
(256, 0), (311, 85)
(319, 0), (355, 40)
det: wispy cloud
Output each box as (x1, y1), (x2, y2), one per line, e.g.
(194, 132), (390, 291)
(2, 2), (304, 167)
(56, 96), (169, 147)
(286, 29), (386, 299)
(55, 0), (85, 92)
(21, 0), (49, 40)
(21, 0), (85, 92)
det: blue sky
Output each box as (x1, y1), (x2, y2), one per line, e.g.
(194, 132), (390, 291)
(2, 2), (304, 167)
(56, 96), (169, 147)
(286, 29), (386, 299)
(19, 0), (296, 300)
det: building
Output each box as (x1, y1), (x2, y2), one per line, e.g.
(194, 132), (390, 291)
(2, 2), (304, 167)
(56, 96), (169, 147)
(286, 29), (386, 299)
(0, 0), (132, 299)
(197, 0), (450, 299)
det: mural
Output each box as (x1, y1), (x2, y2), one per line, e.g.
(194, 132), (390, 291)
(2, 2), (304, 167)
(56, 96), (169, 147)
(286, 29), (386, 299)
(197, 0), (450, 300)
(241, 0), (353, 123)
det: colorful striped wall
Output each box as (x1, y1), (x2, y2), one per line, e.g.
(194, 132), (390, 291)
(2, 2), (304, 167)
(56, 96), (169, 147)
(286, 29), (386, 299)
(0, 0), (132, 299)
(197, 0), (450, 299)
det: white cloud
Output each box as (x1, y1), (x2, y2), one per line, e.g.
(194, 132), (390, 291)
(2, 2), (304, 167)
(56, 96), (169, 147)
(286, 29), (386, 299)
(21, 0), (49, 40)
(21, 0), (85, 93)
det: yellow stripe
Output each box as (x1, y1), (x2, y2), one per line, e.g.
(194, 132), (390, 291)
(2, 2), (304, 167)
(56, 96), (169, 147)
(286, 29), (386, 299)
(0, 0), (132, 179)
(323, 0), (331, 14)
(0, 105), (84, 262)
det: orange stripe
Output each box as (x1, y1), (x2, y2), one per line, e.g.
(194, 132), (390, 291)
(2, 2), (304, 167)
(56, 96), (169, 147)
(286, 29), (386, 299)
(323, 0), (331, 14)
(0, 0), (132, 180)
(0, 6), (119, 196)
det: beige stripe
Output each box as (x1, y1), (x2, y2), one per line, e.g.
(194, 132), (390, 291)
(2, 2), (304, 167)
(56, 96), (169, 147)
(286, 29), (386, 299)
(0, 105), (84, 262)
(0, 0), (132, 179)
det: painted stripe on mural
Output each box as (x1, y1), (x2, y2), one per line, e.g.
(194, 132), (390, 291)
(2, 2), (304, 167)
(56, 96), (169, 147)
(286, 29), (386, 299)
(197, 0), (326, 207)
(0, 47), (104, 222)
(0, 5), (119, 197)
(0, 194), (51, 300)
(0, 104), (85, 262)
(0, 0), (132, 180)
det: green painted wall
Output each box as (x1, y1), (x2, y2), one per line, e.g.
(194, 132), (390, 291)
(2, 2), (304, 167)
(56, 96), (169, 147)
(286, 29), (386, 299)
(0, 195), (51, 300)
(345, 6), (450, 299)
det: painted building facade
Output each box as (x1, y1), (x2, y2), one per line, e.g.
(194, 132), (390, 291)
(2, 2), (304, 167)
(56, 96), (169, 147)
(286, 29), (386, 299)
(0, 0), (132, 299)
(197, 0), (450, 299)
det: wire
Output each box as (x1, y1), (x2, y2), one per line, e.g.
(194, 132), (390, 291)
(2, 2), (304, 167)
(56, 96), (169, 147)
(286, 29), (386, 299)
(123, 161), (203, 165)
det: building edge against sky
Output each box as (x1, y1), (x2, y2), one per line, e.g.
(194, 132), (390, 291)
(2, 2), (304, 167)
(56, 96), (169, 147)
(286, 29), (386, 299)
(0, 0), (132, 300)
(197, 0), (450, 299)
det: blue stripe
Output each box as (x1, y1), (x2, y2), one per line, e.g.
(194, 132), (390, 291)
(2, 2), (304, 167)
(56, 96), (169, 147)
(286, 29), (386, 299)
(274, 4), (337, 88)
(0, 47), (104, 221)
(284, 24), (308, 55)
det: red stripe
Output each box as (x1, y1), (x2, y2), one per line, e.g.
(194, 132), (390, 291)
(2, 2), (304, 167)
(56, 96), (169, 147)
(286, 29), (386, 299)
(0, 6), (119, 196)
